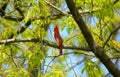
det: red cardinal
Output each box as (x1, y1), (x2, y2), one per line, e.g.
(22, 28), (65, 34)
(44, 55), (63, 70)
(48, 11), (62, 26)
(54, 25), (63, 55)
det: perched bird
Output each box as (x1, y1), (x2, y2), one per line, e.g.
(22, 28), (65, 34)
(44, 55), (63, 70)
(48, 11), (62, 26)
(54, 25), (63, 55)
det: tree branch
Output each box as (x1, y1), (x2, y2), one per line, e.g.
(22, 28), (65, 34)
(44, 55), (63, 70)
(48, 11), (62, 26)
(8, 19), (33, 39)
(14, 1), (24, 18)
(65, 0), (120, 77)
(113, 0), (120, 4)
(0, 38), (91, 51)
(3, 16), (23, 21)
(65, 0), (96, 50)
(0, 0), (9, 16)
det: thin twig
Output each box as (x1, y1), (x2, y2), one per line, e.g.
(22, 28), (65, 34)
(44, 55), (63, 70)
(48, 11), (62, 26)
(65, 31), (80, 42)
(45, 0), (69, 16)
(64, 60), (84, 72)
(45, 56), (58, 74)
(107, 44), (120, 53)
(103, 25), (120, 48)
(69, 57), (78, 77)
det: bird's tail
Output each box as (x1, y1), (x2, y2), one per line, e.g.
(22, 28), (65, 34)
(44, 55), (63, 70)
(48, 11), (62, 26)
(59, 45), (62, 55)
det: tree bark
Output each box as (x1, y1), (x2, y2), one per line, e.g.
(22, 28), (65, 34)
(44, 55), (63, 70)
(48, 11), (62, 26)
(65, 0), (120, 77)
